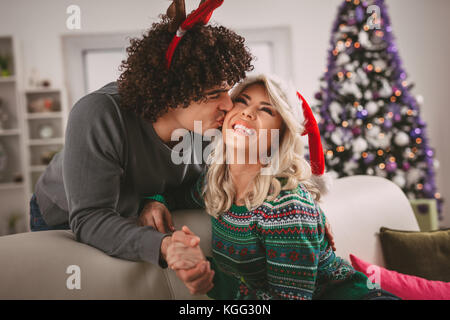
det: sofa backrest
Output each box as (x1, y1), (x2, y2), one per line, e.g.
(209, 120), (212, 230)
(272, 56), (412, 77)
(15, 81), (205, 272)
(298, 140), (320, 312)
(318, 175), (420, 268)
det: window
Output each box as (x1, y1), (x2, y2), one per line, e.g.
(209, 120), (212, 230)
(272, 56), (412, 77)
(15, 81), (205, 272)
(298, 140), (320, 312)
(62, 27), (292, 107)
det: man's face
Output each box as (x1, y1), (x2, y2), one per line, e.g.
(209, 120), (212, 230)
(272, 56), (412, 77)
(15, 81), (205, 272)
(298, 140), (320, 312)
(172, 84), (233, 135)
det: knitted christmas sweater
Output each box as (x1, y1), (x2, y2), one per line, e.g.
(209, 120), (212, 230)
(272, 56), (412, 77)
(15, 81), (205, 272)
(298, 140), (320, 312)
(146, 175), (371, 300)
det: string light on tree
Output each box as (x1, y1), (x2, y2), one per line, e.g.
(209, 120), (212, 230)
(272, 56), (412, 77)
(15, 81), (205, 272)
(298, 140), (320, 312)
(312, 0), (444, 218)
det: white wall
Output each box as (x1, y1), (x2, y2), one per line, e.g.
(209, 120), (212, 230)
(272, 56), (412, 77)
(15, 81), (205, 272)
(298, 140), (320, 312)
(0, 0), (449, 227)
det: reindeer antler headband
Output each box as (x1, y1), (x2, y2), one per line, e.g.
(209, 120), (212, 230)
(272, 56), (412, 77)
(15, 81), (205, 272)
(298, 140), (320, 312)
(165, 0), (224, 69)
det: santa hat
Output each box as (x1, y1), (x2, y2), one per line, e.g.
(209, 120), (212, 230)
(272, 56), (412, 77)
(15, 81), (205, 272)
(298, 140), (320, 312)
(296, 91), (333, 195)
(230, 74), (333, 195)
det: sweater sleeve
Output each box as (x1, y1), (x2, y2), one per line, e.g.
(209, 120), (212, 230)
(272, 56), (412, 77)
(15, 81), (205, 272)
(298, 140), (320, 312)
(64, 93), (169, 267)
(256, 197), (321, 300)
(206, 256), (241, 300)
(312, 206), (371, 300)
(143, 171), (206, 211)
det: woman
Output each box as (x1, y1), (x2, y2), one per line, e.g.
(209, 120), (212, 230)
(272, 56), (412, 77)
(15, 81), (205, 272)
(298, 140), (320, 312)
(155, 74), (396, 300)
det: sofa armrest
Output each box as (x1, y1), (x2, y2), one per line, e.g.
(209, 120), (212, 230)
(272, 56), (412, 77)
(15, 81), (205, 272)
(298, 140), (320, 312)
(0, 207), (213, 300)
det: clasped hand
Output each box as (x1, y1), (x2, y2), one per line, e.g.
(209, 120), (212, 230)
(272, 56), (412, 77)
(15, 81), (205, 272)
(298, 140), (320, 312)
(166, 226), (215, 295)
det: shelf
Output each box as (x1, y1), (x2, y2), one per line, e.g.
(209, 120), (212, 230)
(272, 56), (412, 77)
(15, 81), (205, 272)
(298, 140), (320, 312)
(0, 182), (24, 190)
(28, 138), (64, 146)
(0, 76), (15, 83)
(0, 129), (20, 136)
(25, 88), (60, 94)
(26, 112), (63, 120)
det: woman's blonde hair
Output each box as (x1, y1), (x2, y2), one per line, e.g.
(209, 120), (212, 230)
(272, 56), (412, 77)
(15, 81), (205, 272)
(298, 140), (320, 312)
(203, 74), (322, 217)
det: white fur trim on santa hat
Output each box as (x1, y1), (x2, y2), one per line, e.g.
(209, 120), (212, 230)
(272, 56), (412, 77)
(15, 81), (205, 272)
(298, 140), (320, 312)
(311, 172), (334, 196)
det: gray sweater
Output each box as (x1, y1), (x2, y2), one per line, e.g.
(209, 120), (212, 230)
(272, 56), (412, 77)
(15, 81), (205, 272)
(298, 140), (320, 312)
(35, 82), (204, 267)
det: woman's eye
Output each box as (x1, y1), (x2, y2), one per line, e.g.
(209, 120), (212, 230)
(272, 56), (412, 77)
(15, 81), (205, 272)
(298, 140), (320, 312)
(261, 107), (273, 115)
(234, 97), (247, 104)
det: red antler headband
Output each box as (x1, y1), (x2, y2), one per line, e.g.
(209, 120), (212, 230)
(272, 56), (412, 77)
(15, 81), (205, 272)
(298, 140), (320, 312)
(165, 0), (224, 69)
(297, 92), (325, 176)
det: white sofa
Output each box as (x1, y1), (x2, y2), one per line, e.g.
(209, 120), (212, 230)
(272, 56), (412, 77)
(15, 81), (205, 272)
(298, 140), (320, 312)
(0, 175), (419, 299)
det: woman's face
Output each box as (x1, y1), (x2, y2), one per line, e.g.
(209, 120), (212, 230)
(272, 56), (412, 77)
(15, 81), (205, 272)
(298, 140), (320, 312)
(222, 83), (283, 161)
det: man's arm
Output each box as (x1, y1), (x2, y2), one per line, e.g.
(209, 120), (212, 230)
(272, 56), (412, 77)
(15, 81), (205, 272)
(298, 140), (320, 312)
(139, 173), (206, 233)
(63, 93), (169, 266)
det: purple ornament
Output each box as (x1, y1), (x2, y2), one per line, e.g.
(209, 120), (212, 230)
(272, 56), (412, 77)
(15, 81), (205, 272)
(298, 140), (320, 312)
(388, 45), (397, 53)
(315, 92), (322, 100)
(352, 127), (362, 136)
(326, 123), (336, 132)
(383, 119), (393, 129)
(410, 128), (422, 138)
(386, 161), (397, 173)
(364, 153), (375, 164)
(356, 110), (368, 119)
(393, 114), (401, 122)
(426, 149), (434, 157)
(402, 162), (411, 171)
(423, 183), (433, 193)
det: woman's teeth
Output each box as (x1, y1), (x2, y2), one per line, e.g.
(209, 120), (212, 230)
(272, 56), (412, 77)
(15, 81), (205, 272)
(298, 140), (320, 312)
(233, 124), (256, 136)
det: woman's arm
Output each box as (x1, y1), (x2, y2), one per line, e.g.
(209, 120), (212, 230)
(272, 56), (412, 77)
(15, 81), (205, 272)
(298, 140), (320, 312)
(254, 194), (323, 300)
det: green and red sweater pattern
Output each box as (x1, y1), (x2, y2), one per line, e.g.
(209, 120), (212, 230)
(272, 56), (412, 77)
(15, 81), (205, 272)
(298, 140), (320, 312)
(146, 177), (371, 300)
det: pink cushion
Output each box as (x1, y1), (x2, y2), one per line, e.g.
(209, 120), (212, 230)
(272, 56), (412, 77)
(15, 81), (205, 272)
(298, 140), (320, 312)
(349, 254), (450, 300)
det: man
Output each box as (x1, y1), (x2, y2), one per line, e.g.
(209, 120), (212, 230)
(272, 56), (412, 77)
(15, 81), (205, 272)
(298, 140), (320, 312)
(30, 13), (253, 294)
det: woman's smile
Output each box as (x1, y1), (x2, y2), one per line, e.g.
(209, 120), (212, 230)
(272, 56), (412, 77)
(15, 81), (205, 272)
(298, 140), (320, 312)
(231, 121), (256, 136)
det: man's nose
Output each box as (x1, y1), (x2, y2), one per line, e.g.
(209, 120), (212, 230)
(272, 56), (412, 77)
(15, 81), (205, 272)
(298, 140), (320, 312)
(219, 94), (233, 112)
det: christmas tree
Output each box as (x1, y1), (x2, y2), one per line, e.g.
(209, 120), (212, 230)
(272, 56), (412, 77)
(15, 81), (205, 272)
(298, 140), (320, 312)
(312, 0), (443, 218)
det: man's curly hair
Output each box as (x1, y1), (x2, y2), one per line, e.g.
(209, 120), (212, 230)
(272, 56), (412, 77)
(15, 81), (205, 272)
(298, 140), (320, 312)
(117, 16), (254, 122)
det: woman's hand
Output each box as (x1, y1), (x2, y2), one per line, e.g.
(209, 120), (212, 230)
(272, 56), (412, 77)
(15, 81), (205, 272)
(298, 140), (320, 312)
(167, 226), (204, 270)
(139, 200), (175, 233)
(168, 226), (215, 295)
(167, 241), (206, 270)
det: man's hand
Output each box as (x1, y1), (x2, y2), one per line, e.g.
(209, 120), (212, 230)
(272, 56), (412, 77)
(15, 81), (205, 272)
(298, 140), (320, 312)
(169, 226), (214, 295)
(166, 226), (204, 270)
(139, 200), (175, 234)
(160, 228), (200, 263)
(325, 220), (336, 252)
(167, 241), (205, 270)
